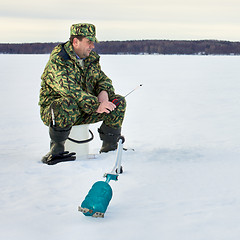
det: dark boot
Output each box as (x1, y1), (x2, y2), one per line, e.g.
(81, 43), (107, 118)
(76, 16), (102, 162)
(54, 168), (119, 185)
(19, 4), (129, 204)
(42, 126), (76, 165)
(98, 123), (121, 153)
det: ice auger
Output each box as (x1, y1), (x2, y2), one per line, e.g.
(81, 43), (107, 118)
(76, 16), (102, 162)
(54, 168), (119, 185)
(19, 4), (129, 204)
(78, 136), (125, 218)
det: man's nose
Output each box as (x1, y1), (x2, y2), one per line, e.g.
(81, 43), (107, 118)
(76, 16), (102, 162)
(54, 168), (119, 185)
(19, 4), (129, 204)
(90, 42), (95, 49)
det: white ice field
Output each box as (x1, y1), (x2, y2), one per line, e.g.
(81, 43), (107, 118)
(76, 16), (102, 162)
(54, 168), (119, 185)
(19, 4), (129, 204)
(0, 54), (240, 240)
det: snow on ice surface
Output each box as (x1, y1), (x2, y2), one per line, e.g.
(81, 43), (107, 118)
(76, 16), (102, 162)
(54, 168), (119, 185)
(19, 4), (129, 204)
(0, 54), (240, 240)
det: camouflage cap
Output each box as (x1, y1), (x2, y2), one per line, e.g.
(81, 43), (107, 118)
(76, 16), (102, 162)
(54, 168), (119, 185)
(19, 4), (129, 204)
(70, 23), (98, 43)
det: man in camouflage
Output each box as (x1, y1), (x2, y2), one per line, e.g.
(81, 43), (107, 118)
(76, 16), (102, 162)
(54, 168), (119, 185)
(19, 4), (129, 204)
(39, 23), (126, 165)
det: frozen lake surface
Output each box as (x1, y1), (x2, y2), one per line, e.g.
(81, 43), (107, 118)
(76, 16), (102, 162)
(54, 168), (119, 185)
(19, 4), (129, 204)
(0, 54), (240, 240)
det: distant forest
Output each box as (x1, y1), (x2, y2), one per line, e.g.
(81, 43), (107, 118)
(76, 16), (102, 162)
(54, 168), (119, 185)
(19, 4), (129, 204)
(1, 40), (240, 55)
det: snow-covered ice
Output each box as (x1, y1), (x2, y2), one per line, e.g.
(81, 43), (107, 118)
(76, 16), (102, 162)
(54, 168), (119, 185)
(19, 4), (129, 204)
(0, 54), (240, 240)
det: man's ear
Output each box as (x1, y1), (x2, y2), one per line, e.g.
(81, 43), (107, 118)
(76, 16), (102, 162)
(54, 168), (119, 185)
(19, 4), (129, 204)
(72, 37), (78, 47)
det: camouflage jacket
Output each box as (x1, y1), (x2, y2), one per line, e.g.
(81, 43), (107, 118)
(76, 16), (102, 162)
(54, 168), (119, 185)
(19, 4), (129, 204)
(39, 41), (115, 114)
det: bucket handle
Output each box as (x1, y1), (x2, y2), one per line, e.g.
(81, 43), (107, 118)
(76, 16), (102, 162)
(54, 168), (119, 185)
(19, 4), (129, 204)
(67, 129), (94, 144)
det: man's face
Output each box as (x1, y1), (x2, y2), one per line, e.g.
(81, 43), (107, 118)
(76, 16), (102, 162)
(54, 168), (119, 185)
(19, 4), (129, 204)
(73, 37), (95, 59)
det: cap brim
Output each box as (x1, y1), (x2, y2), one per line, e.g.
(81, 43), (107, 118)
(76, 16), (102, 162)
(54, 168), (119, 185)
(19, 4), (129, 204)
(86, 36), (99, 43)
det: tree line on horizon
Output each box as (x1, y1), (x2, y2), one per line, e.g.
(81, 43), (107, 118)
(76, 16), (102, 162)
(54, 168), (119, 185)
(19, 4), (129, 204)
(0, 40), (240, 55)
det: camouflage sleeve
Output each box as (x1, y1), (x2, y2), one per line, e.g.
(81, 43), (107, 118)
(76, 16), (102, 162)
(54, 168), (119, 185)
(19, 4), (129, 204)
(95, 63), (115, 98)
(46, 59), (100, 114)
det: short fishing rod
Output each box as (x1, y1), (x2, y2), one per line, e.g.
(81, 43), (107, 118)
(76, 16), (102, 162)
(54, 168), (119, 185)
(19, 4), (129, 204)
(112, 84), (143, 106)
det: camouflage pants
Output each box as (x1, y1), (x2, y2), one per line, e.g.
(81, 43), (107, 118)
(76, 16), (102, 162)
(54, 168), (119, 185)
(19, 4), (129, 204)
(40, 94), (126, 129)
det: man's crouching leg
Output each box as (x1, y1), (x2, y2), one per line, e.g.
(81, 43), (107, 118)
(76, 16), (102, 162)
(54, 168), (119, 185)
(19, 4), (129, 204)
(40, 98), (80, 165)
(98, 95), (126, 153)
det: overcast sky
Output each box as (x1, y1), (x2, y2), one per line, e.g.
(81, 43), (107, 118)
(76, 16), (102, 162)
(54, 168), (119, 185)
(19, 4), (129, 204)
(1, 0), (240, 43)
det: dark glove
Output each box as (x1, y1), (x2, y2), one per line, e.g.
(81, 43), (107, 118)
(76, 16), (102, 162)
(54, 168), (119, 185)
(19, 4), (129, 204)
(46, 151), (76, 165)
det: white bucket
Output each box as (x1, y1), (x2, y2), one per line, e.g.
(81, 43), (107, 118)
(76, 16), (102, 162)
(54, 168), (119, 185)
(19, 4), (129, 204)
(65, 124), (91, 159)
